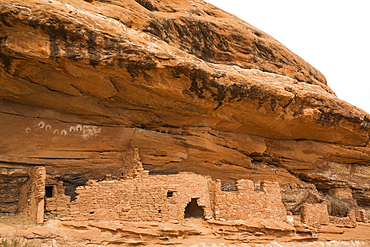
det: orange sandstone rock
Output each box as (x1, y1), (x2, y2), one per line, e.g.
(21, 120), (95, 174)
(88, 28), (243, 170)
(0, 0), (370, 229)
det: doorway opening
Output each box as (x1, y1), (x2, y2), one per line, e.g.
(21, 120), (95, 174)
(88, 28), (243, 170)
(184, 198), (204, 218)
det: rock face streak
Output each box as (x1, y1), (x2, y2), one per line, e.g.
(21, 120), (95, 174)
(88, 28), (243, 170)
(1, 0), (370, 213)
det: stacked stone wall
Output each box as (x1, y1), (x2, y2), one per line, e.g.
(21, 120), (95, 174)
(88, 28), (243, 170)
(213, 180), (287, 221)
(329, 188), (353, 200)
(18, 166), (46, 223)
(329, 209), (357, 228)
(45, 181), (71, 219)
(327, 187), (368, 225)
(67, 173), (213, 222)
(300, 203), (329, 226)
(43, 173), (290, 223)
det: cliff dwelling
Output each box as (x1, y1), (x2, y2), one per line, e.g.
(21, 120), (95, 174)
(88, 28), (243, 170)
(0, 147), (285, 225)
(1, 0), (370, 245)
(2, 147), (368, 230)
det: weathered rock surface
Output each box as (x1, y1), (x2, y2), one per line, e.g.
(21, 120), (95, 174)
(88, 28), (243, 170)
(2, 217), (370, 246)
(1, 0), (370, 217)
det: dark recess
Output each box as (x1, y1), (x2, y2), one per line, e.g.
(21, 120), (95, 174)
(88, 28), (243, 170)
(134, 0), (158, 11)
(184, 198), (204, 218)
(149, 170), (179, 175)
(58, 174), (88, 202)
(45, 186), (53, 198)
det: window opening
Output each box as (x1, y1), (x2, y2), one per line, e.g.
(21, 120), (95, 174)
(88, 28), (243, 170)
(45, 186), (54, 198)
(221, 182), (237, 191)
(184, 198), (204, 218)
(167, 191), (174, 197)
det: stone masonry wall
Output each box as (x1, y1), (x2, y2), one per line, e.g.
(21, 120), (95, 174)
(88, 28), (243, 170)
(300, 203), (330, 226)
(328, 187), (368, 224)
(213, 180), (287, 221)
(329, 209), (357, 228)
(19, 166), (46, 223)
(55, 174), (290, 223)
(68, 173), (213, 222)
(329, 188), (354, 200)
(45, 181), (71, 219)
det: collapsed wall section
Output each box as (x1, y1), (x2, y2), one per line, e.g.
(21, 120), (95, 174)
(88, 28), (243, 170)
(300, 187), (368, 227)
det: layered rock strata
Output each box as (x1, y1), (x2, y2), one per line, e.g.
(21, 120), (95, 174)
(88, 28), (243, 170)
(0, 0), (370, 228)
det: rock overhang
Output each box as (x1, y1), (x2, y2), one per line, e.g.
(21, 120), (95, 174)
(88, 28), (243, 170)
(0, 0), (370, 192)
(0, 0), (369, 146)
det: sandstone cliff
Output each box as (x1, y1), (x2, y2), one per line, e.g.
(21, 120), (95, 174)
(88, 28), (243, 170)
(1, 0), (370, 214)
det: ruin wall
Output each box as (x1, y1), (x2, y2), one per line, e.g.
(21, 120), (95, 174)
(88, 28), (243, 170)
(329, 209), (357, 228)
(300, 203), (330, 226)
(329, 188), (354, 200)
(18, 166), (46, 223)
(45, 181), (72, 219)
(213, 180), (287, 221)
(67, 173), (213, 222)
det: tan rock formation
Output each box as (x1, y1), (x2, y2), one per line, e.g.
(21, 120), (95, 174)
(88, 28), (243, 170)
(1, 0), (370, 244)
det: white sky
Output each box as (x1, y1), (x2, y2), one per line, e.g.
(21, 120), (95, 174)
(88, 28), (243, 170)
(205, 0), (370, 113)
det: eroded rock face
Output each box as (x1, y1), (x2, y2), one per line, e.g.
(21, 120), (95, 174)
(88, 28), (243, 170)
(0, 0), (370, 211)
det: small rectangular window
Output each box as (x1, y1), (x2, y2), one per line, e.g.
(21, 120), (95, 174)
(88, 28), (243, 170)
(45, 186), (54, 198)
